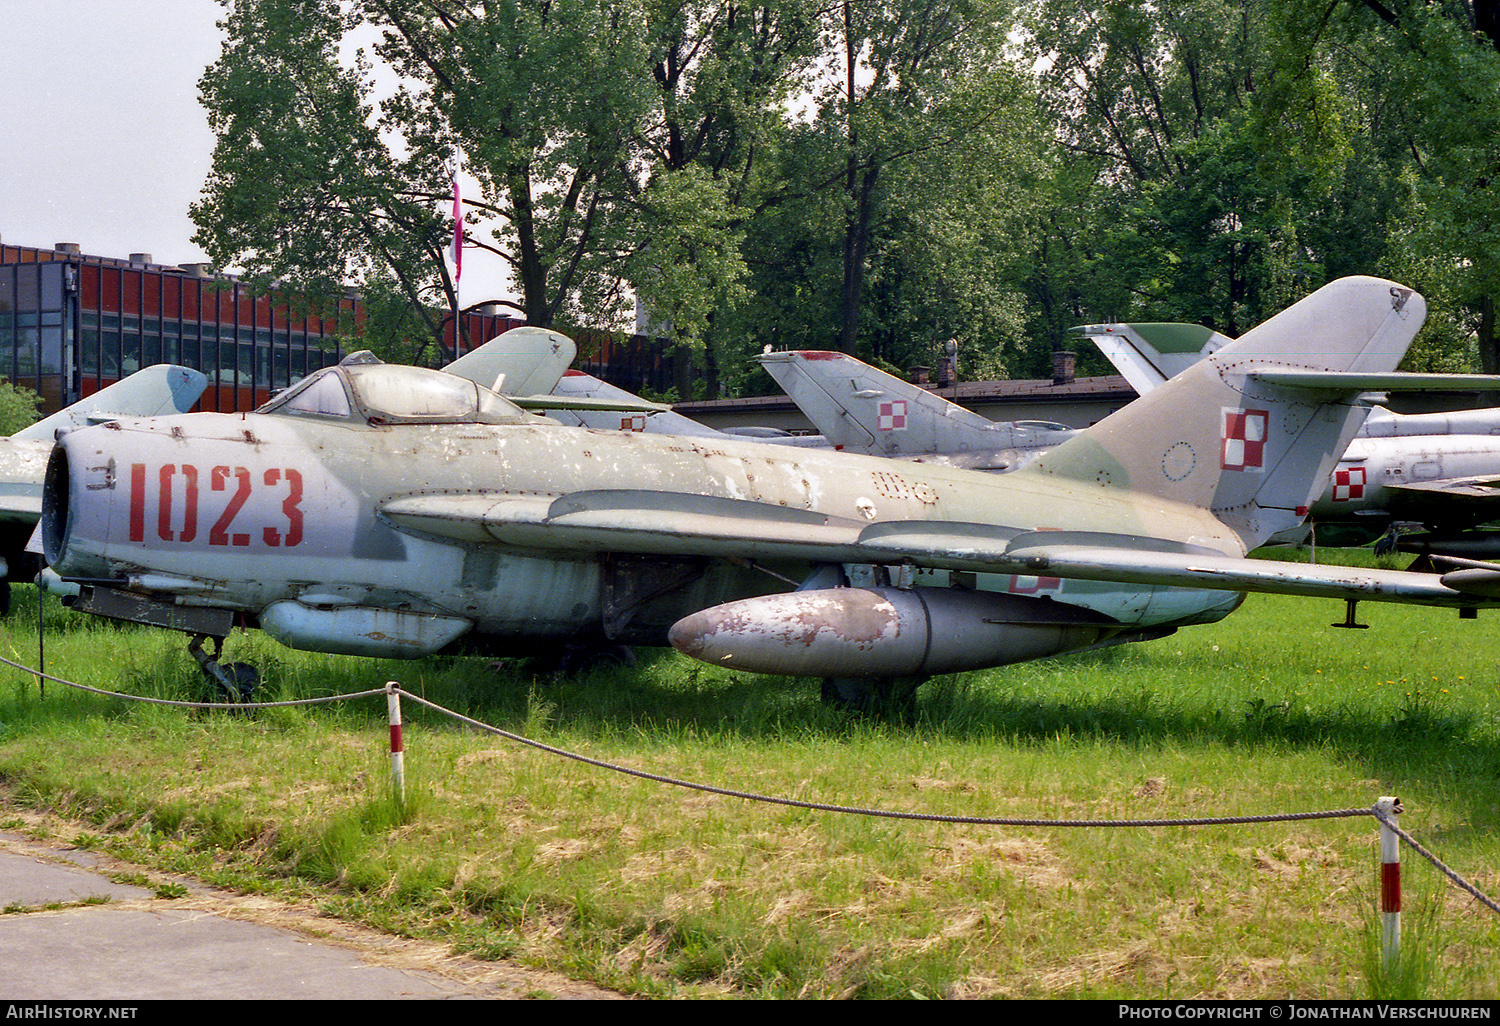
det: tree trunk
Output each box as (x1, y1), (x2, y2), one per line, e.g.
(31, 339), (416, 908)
(1479, 293), (1498, 375)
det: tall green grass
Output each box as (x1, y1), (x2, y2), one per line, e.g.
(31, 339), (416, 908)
(0, 577), (1495, 998)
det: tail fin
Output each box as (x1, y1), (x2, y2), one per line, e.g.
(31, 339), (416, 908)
(1024, 277), (1428, 549)
(1080, 322), (1234, 394)
(757, 350), (1067, 456)
(444, 326), (576, 396)
(13, 365), (208, 441)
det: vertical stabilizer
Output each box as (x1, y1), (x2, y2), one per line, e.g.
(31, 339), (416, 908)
(444, 326), (576, 396)
(13, 365), (208, 441)
(1025, 277), (1427, 549)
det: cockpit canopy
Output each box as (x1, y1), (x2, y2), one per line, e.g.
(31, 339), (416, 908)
(257, 364), (535, 426)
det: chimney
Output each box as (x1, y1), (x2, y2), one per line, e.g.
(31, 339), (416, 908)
(55, 242), (81, 255)
(1052, 349), (1076, 386)
(909, 365), (931, 385)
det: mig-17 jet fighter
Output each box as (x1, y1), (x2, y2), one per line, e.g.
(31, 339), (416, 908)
(755, 349), (1078, 471)
(39, 277), (1500, 705)
(539, 368), (825, 446)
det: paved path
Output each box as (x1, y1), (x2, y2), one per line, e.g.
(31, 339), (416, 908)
(0, 827), (619, 1000)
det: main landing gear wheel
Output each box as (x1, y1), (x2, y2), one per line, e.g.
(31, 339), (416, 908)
(521, 643), (638, 677)
(188, 634), (260, 706)
(558, 643), (637, 676)
(820, 676), (925, 718)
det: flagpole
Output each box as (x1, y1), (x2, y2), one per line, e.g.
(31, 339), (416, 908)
(450, 153), (463, 358)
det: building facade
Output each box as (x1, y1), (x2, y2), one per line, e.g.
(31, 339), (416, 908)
(0, 241), (677, 416)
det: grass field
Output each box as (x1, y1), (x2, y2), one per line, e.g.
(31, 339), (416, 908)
(0, 565), (1495, 999)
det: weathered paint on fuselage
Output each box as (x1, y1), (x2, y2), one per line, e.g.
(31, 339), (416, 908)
(47, 409), (1245, 652)
(0, 440), (49, 527)
(0, 438), (51, 581)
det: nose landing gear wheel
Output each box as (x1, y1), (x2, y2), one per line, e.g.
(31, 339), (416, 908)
(188, 634), (260, 706)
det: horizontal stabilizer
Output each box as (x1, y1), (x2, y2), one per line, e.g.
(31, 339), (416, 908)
(1386, 476), (1500, 499)
(854, 523), (1493, 608)
(1076, 322), (1233, 392)
(1248, 370), (1500, 393)
(508, 393), (670, 413)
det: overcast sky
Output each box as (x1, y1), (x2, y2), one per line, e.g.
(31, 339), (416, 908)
(0, 2), (511, 305)
(0, 2), (223, 264)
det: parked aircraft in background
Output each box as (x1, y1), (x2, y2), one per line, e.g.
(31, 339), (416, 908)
(0, 365), (207, 609)
(439, 326), (668, 419)
(756, 350), (1077, 471)
(541, 369), (825, 447)
(1081, 321), (1500, 548)
(40, 278), (1500, 708)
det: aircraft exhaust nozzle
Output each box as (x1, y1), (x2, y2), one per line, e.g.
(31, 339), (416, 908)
(668, 586), (1115, 678)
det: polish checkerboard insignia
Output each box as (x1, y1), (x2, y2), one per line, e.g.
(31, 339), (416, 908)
(1332, 465), (1366, 501)
(877, 400), (907, 432)
(620, 414), (647, 432)
(1221, 408), (1269, 471)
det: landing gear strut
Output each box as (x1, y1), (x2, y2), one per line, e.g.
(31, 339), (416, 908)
(820, 676), (925, 718)
(188, 634), (260, 704)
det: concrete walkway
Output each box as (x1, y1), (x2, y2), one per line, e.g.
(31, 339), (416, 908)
(0, 828), (619, 1000)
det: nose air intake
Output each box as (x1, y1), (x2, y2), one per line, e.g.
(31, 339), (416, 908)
(41, 444), (73, 570)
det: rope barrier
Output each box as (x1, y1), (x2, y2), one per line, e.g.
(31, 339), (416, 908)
(0, 652), (387, 710)
(397, 687), (1376, 828)
(3, 653), (1496, 922)
(1375, 809), (1500, 916)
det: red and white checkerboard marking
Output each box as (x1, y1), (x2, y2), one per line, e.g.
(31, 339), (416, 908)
(1221, 408), (1269, 471)
(1332, 465), (1366, 501)
(620, 414), (647, 432)
(878, 400), (907, 432)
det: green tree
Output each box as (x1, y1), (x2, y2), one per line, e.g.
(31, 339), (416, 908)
(1021, 0), (1343, 338)
(1268, 0), (1500, 371)
(193, 0), (822, 375)
(614, 0), (824, 396)
(193, 0), (457, 361)
(0, 381), (42, 437)
(721, 0), (1044, 382)
(1019, 0), (1500, 375)
(821, 0), (1021, 355)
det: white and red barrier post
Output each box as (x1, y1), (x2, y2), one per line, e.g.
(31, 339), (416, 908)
(1375, 795), (1403, 973)
(387, 682), (406, 807)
